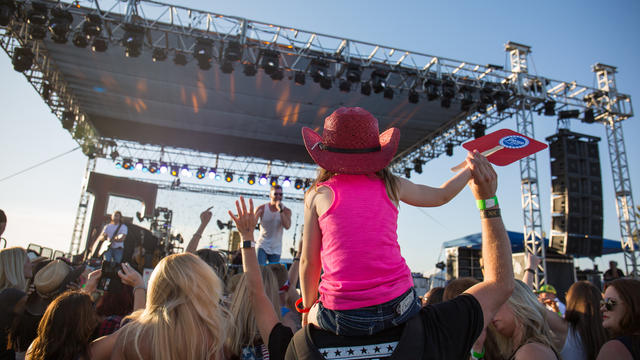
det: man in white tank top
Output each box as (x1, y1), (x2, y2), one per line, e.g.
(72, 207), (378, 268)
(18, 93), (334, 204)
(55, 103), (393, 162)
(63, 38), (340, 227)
(255, 185), (292, 265)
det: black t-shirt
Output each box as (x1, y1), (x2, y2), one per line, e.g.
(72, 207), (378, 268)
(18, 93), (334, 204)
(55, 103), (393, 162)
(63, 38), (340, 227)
(285, 294), (483, 360)
(269, 322), (295, 360)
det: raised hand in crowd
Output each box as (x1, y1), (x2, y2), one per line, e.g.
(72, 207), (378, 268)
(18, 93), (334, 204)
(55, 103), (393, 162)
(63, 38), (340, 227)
(186, 206), (213, 253)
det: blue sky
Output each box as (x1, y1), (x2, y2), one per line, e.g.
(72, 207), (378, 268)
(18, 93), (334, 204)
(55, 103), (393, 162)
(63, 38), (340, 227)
(1, 0), (639, 274)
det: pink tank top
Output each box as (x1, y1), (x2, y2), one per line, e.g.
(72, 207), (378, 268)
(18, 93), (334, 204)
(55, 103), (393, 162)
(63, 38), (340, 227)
(317, 174), (413, 310)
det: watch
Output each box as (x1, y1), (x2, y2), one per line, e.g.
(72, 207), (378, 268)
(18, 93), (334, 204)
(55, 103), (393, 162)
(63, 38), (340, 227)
(242, 240), (255, 249)
(476, 196), (498, 210)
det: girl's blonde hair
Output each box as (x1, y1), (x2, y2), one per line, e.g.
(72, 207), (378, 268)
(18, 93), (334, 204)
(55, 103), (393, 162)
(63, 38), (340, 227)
(226, 266), (280, 356)
(306, 167), (399, 205)
(488, 280), (557, 358)
(0, 247), (29, 292)
(117, 253), (230, 360)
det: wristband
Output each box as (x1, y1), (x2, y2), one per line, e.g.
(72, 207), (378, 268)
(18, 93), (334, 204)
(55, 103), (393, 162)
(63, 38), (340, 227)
(476, 196), (498, 210)
(525, 268), (536, 274)
(470, 348), (485, 359)
(242, 240), (255, 249)
(295, 298), (318, 313)
(133, 286), (146, 293)
(480, 208), (501, 219)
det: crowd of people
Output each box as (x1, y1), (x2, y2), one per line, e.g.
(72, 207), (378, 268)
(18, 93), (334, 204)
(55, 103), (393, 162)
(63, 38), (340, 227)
(0, 107), (639, 359)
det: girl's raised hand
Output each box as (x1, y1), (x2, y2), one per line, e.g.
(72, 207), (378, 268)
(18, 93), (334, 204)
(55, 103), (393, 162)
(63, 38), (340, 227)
(229, 196), (258, 237)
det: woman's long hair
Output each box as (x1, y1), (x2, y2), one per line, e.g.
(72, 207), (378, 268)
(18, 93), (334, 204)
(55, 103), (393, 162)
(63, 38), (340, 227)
(488, 280), (557, 358)
(0, 247), (29, 292)
(606, 278), (640, 337)
(27, 291), (98, 360)
(226, 266), (280, 357)
(118, 253), (230, 360)
(564, 281), (607, 360)
(306, 167), (400, 205)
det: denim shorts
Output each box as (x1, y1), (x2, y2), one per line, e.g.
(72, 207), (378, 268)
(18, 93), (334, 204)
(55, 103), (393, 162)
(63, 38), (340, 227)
(316, 287), (422, 336)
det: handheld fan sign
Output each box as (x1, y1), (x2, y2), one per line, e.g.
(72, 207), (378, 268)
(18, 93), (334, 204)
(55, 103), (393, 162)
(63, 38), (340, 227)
(451, 129), (548, 171)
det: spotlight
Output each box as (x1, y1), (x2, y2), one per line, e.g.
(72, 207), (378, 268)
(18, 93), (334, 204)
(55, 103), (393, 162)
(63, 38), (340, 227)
(152, 48), (167, 62)
(82, 14), (102, 37)
(371, 70), (388, 93)
(122, 159), (133, 170)
(424, 79), (441, 101)
(460, 86), (475, 112)
(383, 88), (394, 100)
(115, 162), (122, 169)
(26, 3), (48, 40)
(220, 61), (233, 74)
(404, 168), (411, 179)
(259, 174), (268, 186)
(339, 79), (350, 92)
(294, 178), (303, 190)
(583, 108), (595, 124)
(148, 162), (158, 174)
(304, 179), (312, 189)
(282, 177), (291, 187)
(494, 89), (511, 112)
(109, 150), (119, 160)
(310, 60), (329, 83)
(558, 109), (580, 120)
(294, 71), (306, 85)
(193, 38), (213, 70)
(543, 100), (556, 116)
(413, 158), (424, 174)
(473, 123), (486, 139)
(260, 50), (279, 75)
(91, 38), (108, 52)
(61, 111), (74, 130)
(170, 165), (179, 177)
(72, 31), (89, 48)
(441, 78), (456, 99)
(215, 174), (221, 181)
(48, 8), (73, 44)
(270, 68), (284, 81)
(173, 52), (187, 66)
(208, 168), (217, 179)
(135, 159), (144, 171)
(270, 176), (278, 187)
(121, 24), (144, 58)
(28, 24), (47, 40)
(0, 0), (17, 27)
(346, 63), (361, 83)
(360, 82), (372, 96)
(319, 76), (332, 90)
(478, 83), (494, 112)
(196, 167), (206, 179)
(223, 40), (242, 62)
(180, 165), (190, 177)
(408, 89), (419, 104)
(247, 174), (256, 185)
(243, 63), (257, 76)
(12, 47), (34, 72)
(238, 176), (245, 184)
(159, 163), (168, 174)
(225, 172), (233, 182)
(445, 143), (454, 157)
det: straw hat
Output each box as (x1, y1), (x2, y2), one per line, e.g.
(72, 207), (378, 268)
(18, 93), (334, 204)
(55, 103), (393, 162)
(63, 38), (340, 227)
(32, 259), (85, 298)
(302, 107), (400, 174)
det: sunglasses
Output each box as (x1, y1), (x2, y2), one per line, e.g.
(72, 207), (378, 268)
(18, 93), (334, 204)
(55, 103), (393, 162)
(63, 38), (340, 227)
(273, 193), (283, 196)
(600, 298), (617, 311)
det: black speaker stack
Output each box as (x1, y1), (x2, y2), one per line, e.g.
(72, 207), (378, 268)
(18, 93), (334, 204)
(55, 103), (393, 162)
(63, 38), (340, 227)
(547, 129), (603, 258)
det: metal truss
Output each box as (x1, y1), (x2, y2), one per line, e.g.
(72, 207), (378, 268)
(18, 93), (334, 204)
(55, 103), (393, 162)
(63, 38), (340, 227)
(69, 157), (96, 255)
(593, 64), (639, 277)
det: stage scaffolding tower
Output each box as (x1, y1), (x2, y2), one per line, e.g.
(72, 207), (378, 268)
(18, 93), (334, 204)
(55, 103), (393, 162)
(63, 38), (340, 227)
(505, 42), (548, 288)
(593, 64), (639, 277)
(69, 157), (96, 255)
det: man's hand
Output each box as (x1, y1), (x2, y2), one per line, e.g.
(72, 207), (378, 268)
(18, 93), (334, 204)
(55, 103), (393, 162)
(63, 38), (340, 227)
(229, 197), (258, 238)
(117, 263), (144, 288)
(275, 200), (284, 212)
(200, 206), (213, 225)
(466, 150), (497, 200)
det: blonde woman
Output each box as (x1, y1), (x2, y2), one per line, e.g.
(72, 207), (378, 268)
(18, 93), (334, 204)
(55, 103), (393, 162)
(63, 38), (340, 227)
(488, 280), (559, 359)
(92, 253), (230, 360)
(0, 247), (32, 292)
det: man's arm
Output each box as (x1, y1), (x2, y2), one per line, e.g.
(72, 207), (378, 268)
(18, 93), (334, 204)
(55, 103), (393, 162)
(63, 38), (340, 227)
(463, 151), (514, 330)
(186, 207), (213, 253)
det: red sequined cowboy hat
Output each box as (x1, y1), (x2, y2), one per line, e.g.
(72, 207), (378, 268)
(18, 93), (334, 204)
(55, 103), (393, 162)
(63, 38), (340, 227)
(302, 107), (400, 174)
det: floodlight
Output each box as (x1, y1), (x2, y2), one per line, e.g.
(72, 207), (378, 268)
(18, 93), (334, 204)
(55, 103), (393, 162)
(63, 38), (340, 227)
(383, 88), (394, 100)
(441, 78), (456, 99)
(408, 89), (419, 104)
(259, 174), (268, 185)
(360, 82), (372, 96)
(243, 63), (257, 76)
(12, 47), (34, 72)
(445, 143), (454, 157)
(247, 174), (256, 185)
(339, 79), (350, 92)
(48, 8), (72, 44)
(310, 60), (329, 83)
(72, 31), (88, 48)
(122, 159), (134, 170)
(122, 24), (144, 58)
(238, 176), (245, 184)
(223, 41), (242, 62)
(208, 168), (217, 179)
(260, 50), (279, 75)
(346, 63), (361, 83)
(173, 52), (187, 66)
(282, 177), (291, 187)
(220, 61), (233, 74)
(82, 14), (102, 37)
(180, 165), (190, 177)
(270, 69), (284, 81)
(319, 76), (332, 90)
(61, 111), (74, 130)
(371, 70), (388, 93)
(270, 176), (278, 187)
(91, 38), (107, 52)
(294, 71), (306, 85)
(170, 165), (179, 177)
(460, 86), (475, 112)
(193, 38), (213, 70)
(148, 162), (158, 174)
(26, 3), (47, 40)
(0, 0), (17, 27)
(196, 167), (207, 179)
(583, 108), (595, 124)
(152, 48), (167, 62)
(424, 79), (441, 101)
(225, 172), (233, 182)
(543, 100), (556, 116)
(159, 163), (168, 174)
(135, 159), (144, 171)
(294, 179), (303, 190)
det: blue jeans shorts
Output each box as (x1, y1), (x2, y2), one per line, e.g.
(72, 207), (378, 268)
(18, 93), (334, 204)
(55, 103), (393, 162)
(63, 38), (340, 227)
(316, 287), (422, 336)
(257, 248), (281, 266)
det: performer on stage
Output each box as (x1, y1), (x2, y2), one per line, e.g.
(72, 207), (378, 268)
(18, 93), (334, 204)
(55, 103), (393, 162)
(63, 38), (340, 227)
(94, 211), (128, 263)
(255, 185), (291, 265)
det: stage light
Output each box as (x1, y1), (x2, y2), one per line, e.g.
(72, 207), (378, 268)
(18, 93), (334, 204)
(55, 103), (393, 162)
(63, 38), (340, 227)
(61, 111), (74, 130)
(170, 165), (179, 177)
(270, 69), (284, 81)
(26, 3), (48, 40)
(247, 174), (256, 185)
(180, 165), (190, 177)
(159, 163), (168, 174)
(294, 178), (303, 190)
(424, 79), (441, 101)
(404, 167), (412, 178)
(543, 100), (556, 116)
(494, 89), (511, 112)
(0, 0), (16, 27)
(48, 8), (72, 44)
(225, 172), (233, 182)
(440, 98), (451, 109)
(110, 150), (119, 160)
(460, 86), (475, 112)
(208, 168), (217, 179)
(371, 70), (388, 93)
(270, 176), (278, 187)
(360, 82), (372, 96)
(383, 88), (394, 100)
(310, 60), (329, 83)
(135, 159), (144, 171)
(72, 31), (88, 48)
(42, 83), (51, 100)
(558, 109), (580, 120)
(445, 143), (454, 157)
(346, 64), (361, 83)
(282, 177), (291, 187)
(408, 89), (419, 104)
(260, 50), (279, 75)
(148, 162), (158, 174)
(294, 71), (306, 85)
(238, 176), (245, 184)
(243, 63), (257, 76)
(220, 61), (233, 74)
(259, 174), (268, 186)
(319, 76), (332, 90)
(91, 38), (107, 52)
(115, 162), (122, 169)
(152, 48), (167, 62)
(413, 158), (424, 174)
(215, 174), (221, 181)
(304, 179), (312, 189)
(173, 52), (187, 66)
(473, 123), (486, 139)
(122, 159), (133, 170)
(83, 14), (102, 37)
(194, 38), (213, 70)
(196, 167), (207, 179)
(122, 24), (144, 58)
(582, 108), (595, 124)
(223, 40), (242, 62)
(339, 79), (350, 92)
(441, 78), (456, 99)
(12, 47), (34, 72)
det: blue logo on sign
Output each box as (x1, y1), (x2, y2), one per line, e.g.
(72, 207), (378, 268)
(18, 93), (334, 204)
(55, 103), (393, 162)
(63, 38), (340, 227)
(499, 135), (529, 149)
